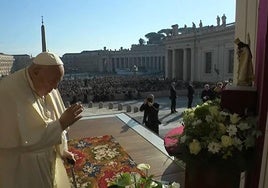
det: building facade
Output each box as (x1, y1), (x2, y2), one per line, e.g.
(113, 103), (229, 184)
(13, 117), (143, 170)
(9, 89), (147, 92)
(164, 21), (235, 82)
(62, 45), (166, 76)
(61, 51), (102, 75)
(61, 17), (234, 82)
(11, 54), (32, 73)
(0, 53), (14, 77)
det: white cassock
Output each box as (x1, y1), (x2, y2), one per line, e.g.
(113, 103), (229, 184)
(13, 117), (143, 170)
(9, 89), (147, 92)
(0, 68), (71, 188)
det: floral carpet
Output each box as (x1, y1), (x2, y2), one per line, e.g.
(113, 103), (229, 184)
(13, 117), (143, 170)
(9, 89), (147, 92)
(65, 135), (144, 188)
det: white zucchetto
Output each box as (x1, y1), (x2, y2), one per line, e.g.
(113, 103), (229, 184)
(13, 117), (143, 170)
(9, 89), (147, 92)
(33, 52), (63, 65)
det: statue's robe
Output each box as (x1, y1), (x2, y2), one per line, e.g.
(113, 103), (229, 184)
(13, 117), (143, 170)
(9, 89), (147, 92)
(237, 45), (254, 86)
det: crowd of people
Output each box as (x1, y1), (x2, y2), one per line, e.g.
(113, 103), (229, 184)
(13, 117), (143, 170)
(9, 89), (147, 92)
(58, 75), (231, 107)
(58, 76), (189, 104)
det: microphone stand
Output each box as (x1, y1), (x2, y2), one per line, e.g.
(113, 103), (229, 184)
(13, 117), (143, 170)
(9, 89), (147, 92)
(67, 158), (78, 188)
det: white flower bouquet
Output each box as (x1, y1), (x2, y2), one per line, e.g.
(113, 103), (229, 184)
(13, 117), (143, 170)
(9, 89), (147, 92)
(108, 163), (180, 188)
(177, 99), (261, 171)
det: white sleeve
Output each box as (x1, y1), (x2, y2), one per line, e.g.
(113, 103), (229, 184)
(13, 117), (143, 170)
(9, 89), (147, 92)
(59, 130), (68, 156)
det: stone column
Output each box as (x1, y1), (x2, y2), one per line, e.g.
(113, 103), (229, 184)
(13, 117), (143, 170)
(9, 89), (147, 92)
(190, 48), (194, 81)
(128, 57), (130, 69)
(172, 49), (179, 78)
(198, 50), (203, 82)
(116, 58), (120, 69)
(165, 50), (169, 78)
(123, 57), (126, 68)
(158, 56), (161, 72)
(119, 57), (122, 68)
(183, 48), (188, 81)
(125, 57), (128, 68)
(144, 56), (146, 67)
(172, 49), (176, 78)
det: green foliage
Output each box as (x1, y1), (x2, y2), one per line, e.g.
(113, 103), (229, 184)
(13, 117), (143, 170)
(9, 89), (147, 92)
(108, 172), (162, 188)
(144, 32), (165, 44)
(157, 29), (172, 36)
(138, 38), (145, 45)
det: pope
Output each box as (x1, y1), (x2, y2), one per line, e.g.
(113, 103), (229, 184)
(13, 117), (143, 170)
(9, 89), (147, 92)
(0, 52), (83, 188)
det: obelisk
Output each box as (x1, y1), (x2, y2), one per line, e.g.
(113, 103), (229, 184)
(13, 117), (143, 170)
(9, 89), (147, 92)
(41, 16), (47, 52)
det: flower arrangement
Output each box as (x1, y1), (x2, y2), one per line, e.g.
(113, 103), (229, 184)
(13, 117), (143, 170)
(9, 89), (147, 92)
(176, 99), (261, 171)
(108, 163), (180, 188)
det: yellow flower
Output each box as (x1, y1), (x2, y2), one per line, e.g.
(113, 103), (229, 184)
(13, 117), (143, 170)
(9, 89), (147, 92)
(218, 123), (226, 134)
(209, 106), (219, 117)
(189, 139), (201, 155)
(221, 135), (233, 147)
(230, 113), (241, 124)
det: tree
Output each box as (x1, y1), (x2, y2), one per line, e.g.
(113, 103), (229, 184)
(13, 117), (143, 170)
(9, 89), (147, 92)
(139, 38), (145, 45)
(145, 32), (165, 44)
(158, 29), (172, 36)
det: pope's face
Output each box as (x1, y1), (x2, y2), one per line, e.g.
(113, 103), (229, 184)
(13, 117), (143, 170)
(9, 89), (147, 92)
(34, 65), (64, 96)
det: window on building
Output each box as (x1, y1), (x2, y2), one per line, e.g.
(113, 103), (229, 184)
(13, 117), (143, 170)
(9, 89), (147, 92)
(205, 52), (212, 73)
(228, 49), (234, 73)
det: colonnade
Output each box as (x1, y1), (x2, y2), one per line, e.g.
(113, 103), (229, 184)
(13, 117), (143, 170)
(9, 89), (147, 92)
(165, 48), (195, 81)
(103, 55), (165, 73)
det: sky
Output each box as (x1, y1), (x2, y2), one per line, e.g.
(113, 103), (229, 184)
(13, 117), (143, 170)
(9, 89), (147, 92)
(0, 0), (236, 57)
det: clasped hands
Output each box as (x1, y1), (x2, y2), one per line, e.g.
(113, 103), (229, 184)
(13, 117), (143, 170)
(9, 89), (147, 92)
(59, 102), (84, 130)
(144, 98), (153, 107)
